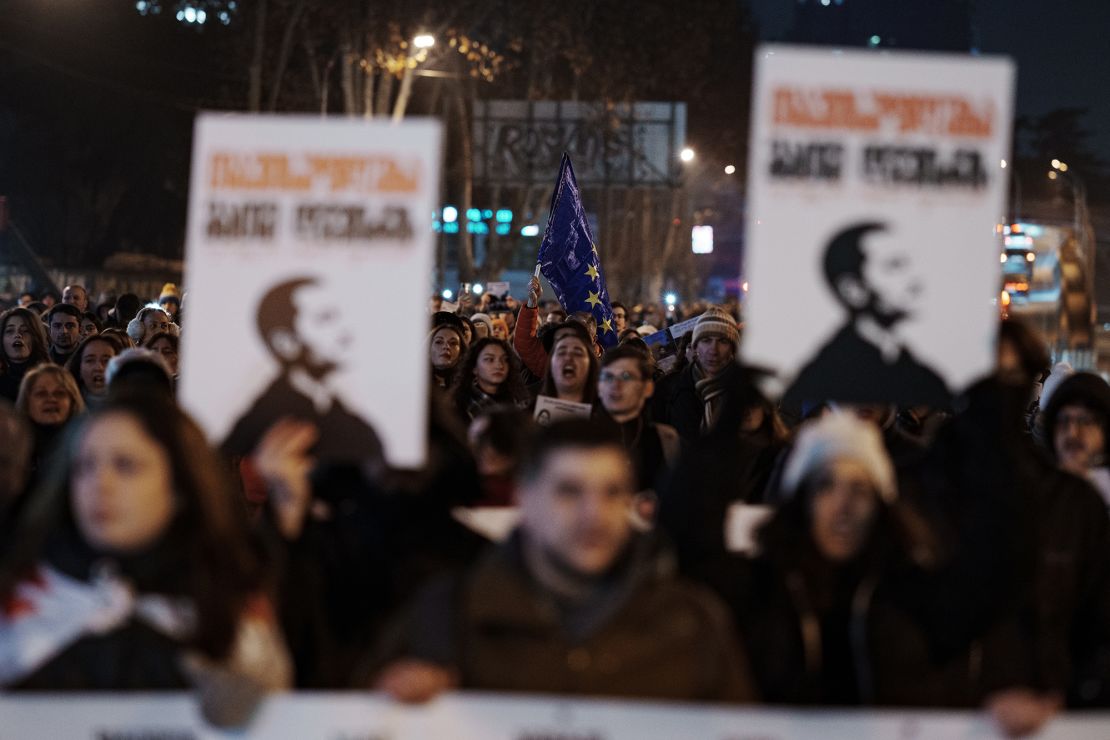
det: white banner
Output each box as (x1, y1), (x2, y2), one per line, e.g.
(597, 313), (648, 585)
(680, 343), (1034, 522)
(178, 115), (442, 467)
(0, 693), (1107, 739)
(742, 46), (1014, 407)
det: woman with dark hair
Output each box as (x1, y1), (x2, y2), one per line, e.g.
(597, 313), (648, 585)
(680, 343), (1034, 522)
(429, 323), (465, 390)
(536, 321), (600, 406)
(79, 312), (102, 341)
(0, 307), (52, 403)
(0, 395), (290, 724)
(449, 337), (530, 424)
(65, 335), (119, 408)
(146, 331), (180, 379)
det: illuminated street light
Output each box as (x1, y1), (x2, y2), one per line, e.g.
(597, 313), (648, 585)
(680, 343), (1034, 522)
(1051, 159), (1061, 169)
(1048, 171), (1058, 180)
(413, 34), (436, 49)
(680, 147), (695, 163)
(1000, 159), (1007, 169)
(724, 164), (736, 175)
(1059, 162), (1069, 172)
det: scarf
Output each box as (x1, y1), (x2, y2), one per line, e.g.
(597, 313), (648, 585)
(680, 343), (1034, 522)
(693, 362), (729, 434)
(0, 563), (195, 686)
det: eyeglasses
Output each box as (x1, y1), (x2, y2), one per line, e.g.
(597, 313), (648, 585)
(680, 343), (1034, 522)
(599, 370), (642, 384)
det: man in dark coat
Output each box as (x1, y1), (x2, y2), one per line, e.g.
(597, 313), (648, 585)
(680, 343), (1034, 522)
(654, 306), (760, 440)
(373, 420), (756, 703)
(222, 276), (382, 462)
(783, 222), (950, 410)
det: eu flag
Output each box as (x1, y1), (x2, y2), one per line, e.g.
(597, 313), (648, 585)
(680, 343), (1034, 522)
(537, 153), (618, 348)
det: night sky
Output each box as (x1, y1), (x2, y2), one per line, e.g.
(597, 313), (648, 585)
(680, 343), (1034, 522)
(748, 0), (1110, 167)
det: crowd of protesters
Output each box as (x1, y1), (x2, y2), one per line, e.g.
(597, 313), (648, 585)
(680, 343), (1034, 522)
(1, 276), (1109, 737)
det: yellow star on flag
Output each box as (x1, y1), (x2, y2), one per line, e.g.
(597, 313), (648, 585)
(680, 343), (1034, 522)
(585, 264), (600, 281)
(601, 318), (614, 334)
(585, 290), (602, 308)
(592, 242), (599, 255)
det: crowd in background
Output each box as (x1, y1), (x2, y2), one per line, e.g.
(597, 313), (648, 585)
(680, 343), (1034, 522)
(1, 278), (1109, 738)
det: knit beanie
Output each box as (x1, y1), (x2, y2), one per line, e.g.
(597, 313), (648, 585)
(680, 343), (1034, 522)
(470, 312), (494, 335)
(692, 306), (740, 348)
(159, 283), (180, 300)
(780, 411), (897, 504)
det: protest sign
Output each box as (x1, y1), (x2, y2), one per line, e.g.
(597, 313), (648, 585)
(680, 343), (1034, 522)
(485, 280), (511, 298)
(179, 115), (441, 467)
(742, 46), (1014, 407)
(533, 395), (593, 426)
(1, 693), (1108, 739)
(668, 315), (700, 340)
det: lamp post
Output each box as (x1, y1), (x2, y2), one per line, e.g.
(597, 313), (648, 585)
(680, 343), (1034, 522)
(392, 34), (435, 122)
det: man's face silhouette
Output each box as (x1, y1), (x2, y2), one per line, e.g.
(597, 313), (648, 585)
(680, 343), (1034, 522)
(269, 283), (354, 378)
(838, 229), (923, 326)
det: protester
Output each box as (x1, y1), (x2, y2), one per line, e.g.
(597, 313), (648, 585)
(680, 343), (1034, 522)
(429, 323), (466, 390)
(127, 305), (174, 347)
(146, 332), (180, 380)
(15, 364), (86, 490)
(374, 420), (756, 703)
(0, 307), (51, 403)
(490, 316), (509, 341)
(65, 335), (119, 409)
(0, 395), (292, 724)
(466, 407), (529, 506)
(655, 306), (746, 439)
(536, 321), (599, 407)
(159, 283), (182, 322)
(596, 345), (679, 495)
(611, 302), (629, 333)
(61, 285), (89, 313)
(449, 337), (530, 424)
(78, 312), (102, 341)
(469, 312), (493, 339)
(106, 348), (175, 399)
(0, 400), (33, 546)
(1042, 372), (1110, 504)
(44, 303), (82, 366)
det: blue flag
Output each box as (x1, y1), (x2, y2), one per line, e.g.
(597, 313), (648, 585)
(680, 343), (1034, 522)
(537, 153), (618, 348)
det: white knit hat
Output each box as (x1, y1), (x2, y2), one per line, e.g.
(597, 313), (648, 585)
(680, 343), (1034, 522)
(780, 411), (896, 503)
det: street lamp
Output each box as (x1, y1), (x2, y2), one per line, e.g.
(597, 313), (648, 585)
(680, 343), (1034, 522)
(724, 164), (736, 175)
(393, 33), (436, 122)
(680, 147), (695, 163)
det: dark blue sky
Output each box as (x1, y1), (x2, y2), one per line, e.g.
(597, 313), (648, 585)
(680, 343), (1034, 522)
(747, 0), (1110, 166)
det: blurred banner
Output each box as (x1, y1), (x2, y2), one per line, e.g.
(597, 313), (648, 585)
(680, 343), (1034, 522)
(178, 115), (441, 467)
(2, 693), (1108, 738)
(742, 46), (1014, 408)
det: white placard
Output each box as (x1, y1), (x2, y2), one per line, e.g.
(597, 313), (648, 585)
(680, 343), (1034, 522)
(532, 395), (593, 425)
(0, 693), (1107, 739)
(669, 315), (700, 339)
(485, 281), (511, 298)
(743, 46), (1014, 407)
(179, 114), (442, 467)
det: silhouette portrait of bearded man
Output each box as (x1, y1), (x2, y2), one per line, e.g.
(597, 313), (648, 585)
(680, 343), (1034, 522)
(222, 276), (383, 462)
(783, 222), (950, 410)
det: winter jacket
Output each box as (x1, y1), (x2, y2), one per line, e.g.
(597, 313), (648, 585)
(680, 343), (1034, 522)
(384, 530), (757, 702)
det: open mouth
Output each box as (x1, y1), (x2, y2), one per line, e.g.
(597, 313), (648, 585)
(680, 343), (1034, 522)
(561, 364), (579, 379)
